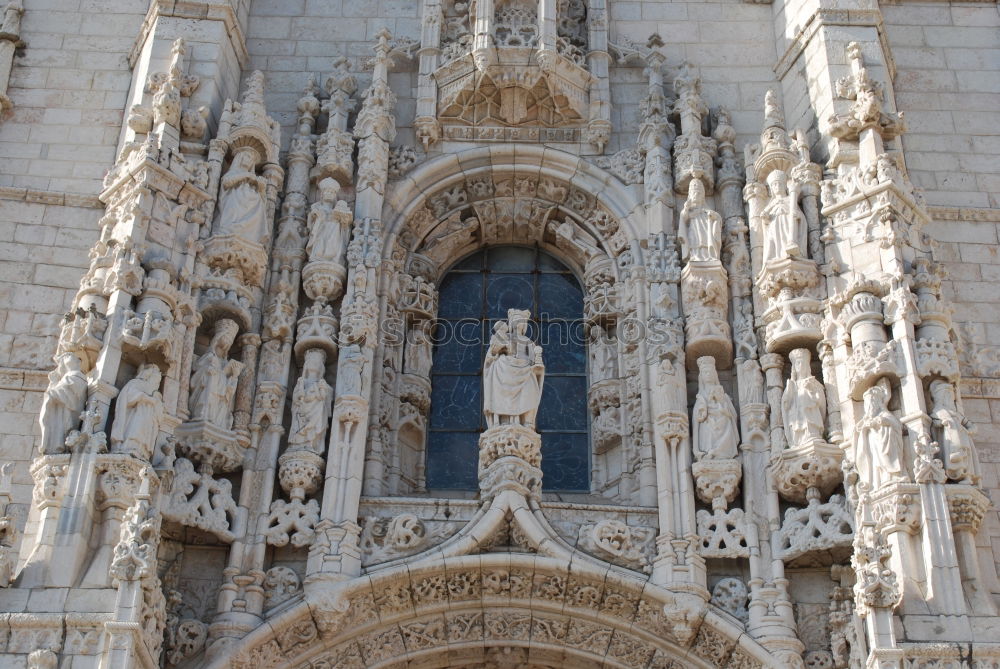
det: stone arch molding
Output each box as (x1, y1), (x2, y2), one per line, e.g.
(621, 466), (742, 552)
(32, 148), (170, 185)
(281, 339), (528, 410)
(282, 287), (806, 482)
(382, 144), (647, 276)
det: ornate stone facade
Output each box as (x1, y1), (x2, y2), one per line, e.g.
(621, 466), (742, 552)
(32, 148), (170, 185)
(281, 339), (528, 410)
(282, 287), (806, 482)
(0, 1), (998, 668)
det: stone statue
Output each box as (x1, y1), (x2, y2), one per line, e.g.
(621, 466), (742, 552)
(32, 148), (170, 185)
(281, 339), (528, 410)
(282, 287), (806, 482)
(678, 179), (722, 263)
(336, 343), (367, 398)
(856, 383), (906, 490)
(110, 363), (163, 460)
(39, 352), (89, 454)
(404, 322), (433, 378)
(929, 380), (977, 483)
(306, 178), (351, 263)
(781, 348), (826, 449)
(483, 309), (544, 429)
(656, 355), (688, 417)
(188, 319), (243, 429)
(761, 169), (807, 264)
(216, 146), (267, 244)
(691, 356), (739, 461)
(287, 349), (332, 454)
(550, 218), (600, 263)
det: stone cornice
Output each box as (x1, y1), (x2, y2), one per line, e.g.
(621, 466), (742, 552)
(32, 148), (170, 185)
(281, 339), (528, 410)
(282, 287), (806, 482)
(0, 185), (102, 209)
(128, 0), (249, 69)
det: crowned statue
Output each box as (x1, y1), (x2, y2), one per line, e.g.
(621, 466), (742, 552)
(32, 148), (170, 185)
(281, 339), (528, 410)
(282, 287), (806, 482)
(692, 355), (739, 461)
(483, 309), (545, 430)
(678, 178), (722, 263)
(781, 348), (826, 450)
(761, 169), (808, 265)
(215, 146), (267, 244)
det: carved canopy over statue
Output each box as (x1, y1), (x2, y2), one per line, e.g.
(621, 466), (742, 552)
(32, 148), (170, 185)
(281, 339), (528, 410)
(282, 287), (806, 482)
(483, 308), (544, 429)
(188, 319), (243, 430)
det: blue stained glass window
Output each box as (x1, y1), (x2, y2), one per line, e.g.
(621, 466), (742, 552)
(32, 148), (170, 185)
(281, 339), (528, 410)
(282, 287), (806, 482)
(426, 246), (590, 492)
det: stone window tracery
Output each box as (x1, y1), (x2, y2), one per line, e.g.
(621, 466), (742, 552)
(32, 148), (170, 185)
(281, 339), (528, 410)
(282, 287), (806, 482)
(426, 246), (589, 492)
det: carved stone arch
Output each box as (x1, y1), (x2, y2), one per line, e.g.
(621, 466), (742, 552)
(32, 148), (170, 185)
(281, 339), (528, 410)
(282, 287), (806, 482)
(220, 552), (777, 669)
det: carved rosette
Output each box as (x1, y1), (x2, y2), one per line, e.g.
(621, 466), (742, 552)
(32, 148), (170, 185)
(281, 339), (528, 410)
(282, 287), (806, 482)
(478, 425), (543, 499)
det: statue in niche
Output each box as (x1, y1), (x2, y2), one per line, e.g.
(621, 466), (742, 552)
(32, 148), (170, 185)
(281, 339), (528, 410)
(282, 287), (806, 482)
(483, 309), (544, 429)
(39, 352), (89, 454)
(336, 343), (367, 398)
(738, 358), (765, 407)
(929, 380), (978, 483)
(258, 339), (285, 383)
(404, 322), (433, 378)
(110, 363), (163, 459)
(678, 178), (722, 263)
(650, 281), (674, 318)
(761, 169), (808, 265)
(188, 319), (243, 430)
(691, 355), (739, 461)
(306, 178), (351, 263)
(591, 330), (618, 384)
(655, 355), (688, 417)
(855, 382), (906, 490)
(288, 349), (332, 454)
(781, 348), (826, 449)
(216, 146), (267, 244)
(550, 218), (600, 263)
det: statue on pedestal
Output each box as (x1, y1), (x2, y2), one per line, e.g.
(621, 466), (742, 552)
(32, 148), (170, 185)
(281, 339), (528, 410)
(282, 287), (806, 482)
(483, 309), (544, 429)
(856, 383), (906, 490)
(306, 178), (351, 263)
(762, 169), (807, 264)
(216, 147), (267, 244)
(929, 380), (978, 483)
(692, 356), (738, 461)
(188, 319), (243, 430)
(110, 363), (163, 459)
(288, 349), (332, 454)
(678, 178), (721, 263)
(781, 348), (826, 449)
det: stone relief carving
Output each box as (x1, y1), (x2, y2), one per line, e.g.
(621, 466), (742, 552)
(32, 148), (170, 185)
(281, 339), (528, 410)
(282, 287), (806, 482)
(577, 519), (655, 573)
(710, 577), (749, 625)
(360, 513), (457, 565)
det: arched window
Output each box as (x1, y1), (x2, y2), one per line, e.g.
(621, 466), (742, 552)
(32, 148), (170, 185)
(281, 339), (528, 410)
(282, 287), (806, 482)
(426, 246), (589, 492)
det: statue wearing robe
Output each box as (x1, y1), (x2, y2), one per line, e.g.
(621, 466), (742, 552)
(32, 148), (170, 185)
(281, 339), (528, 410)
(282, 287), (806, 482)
(929, 380), (979, 483)
(189, 319), (243, 430)
(483, 309), (544, 429)
(691, 355), (738, 461)
(287, 349), (332, 454)
(306, 178), (351, 263)
(39, 352), (89, 454)
(110, 363), (163, 460)
(678, 179), (722, 263)
(216, 147), (267, 244)
(761, 169), (808, 264)
(856, 383), (906, 490)
(781, 348), (826, 449)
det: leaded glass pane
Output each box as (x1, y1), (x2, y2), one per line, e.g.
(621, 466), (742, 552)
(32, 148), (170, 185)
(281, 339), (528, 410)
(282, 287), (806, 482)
(426, 246), (589, 492)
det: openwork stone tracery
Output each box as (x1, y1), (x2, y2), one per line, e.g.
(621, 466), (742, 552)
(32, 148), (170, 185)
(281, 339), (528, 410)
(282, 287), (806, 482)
(3, 5), (998, 669)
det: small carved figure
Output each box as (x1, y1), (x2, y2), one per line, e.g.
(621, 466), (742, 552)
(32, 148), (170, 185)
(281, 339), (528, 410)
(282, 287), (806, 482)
(855, 382), (906, 490)
(287, 349), (332, 454)
(39, 352), (89, 454)
(550, 218), (600, 262)
(655, 355), (688, 417)
(188, 319), (243, 429)
(306, 178), (352, 263)
(678, 179), (722, 263)
(692, 356), (739, 461)
(761, 169), (808, 264)
(483, 309), (545, 429)
(929, 380), (978, 483)
(781, 348), (826, 449)
(336, 343), (367, 398)
(110, 363), (163, 459)
(404, 322), (433, 378)
(216, 147), (267, 244)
